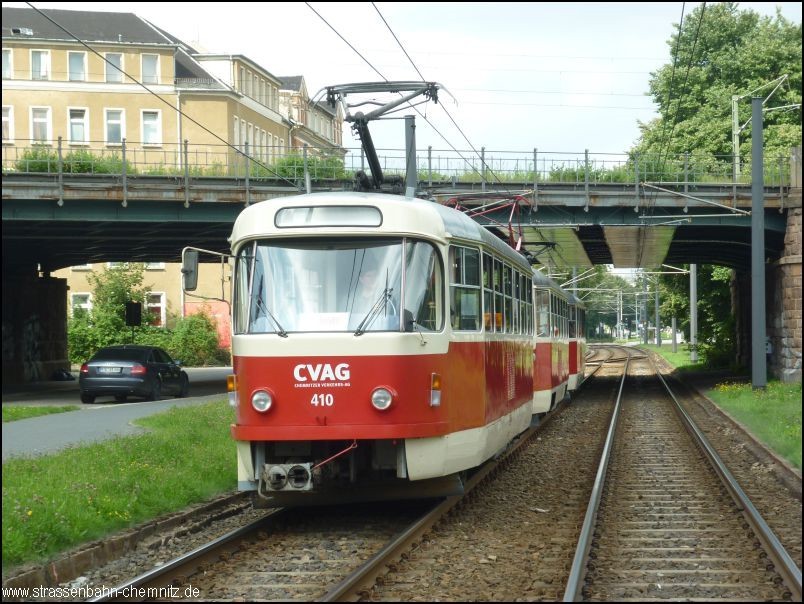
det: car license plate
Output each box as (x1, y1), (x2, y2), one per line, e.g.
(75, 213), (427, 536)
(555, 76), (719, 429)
(98, 367), (121, 374)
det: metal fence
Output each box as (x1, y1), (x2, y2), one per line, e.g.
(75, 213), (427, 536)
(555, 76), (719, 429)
(1, 138), (796, 188)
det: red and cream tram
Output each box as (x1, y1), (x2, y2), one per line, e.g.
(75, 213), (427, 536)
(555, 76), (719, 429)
(184, 192), (575, 505)
(531, 271), (570, 413)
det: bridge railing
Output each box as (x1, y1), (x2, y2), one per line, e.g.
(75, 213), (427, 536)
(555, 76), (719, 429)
(1, 138), (794, 188)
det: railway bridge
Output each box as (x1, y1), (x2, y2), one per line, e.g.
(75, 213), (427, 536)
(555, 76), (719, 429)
(2, 150), (801, 385)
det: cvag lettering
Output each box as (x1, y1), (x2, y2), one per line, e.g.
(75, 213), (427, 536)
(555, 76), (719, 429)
(293, 363), (350, 382)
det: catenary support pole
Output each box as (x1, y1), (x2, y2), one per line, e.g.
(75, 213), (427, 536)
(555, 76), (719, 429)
(751, 97), (767, 389)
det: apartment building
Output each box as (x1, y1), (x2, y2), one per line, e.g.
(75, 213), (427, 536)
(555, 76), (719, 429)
(279, 75), (345, 152)
(1, 7), (298, 173)
(2, 7), (344, 347)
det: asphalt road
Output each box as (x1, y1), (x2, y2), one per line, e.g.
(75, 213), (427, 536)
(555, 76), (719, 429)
(1, 367), (231, 406)
(2, 367), (231, 460)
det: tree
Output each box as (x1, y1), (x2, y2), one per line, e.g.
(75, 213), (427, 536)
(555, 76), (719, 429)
(572, 266), (638, 339)
(68, 264), (151, 363)
(659, 265), (736, 368)
(634, 3), (801, 169)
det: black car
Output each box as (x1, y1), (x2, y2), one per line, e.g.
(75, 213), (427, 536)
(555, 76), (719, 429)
(79, 345), (189, 404)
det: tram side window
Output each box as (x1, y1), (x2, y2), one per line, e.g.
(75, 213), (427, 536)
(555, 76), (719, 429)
(449, 246), (481, 331)
(520, 274), (532, 335)
(493, 258), (504, 331)
(550, 293), (559, 339)
(569, 304), (577, 338)
(535, 288), (550, 337)
(233, 243), (254, 333)
(482, 253), (494, 331)
(404, 240), (443, 331)
(503, 264), (514, 332)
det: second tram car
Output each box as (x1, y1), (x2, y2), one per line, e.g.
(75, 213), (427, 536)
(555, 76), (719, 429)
(567, 295), (587, 391)
(184, 192), (575, 505)
(532, 271), (570, 413)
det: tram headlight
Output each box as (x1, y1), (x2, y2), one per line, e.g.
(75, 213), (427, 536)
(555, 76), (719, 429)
(251, 390), (273, 413)
(371, 387), (393, 411)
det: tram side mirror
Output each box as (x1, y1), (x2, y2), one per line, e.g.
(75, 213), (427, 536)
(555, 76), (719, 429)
(403, 309), (415, 332)
(182, 249), (199, 291)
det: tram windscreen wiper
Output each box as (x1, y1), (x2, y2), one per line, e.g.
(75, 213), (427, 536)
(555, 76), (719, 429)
(253, 280), (288, 337)
(354, 288), (394, 336)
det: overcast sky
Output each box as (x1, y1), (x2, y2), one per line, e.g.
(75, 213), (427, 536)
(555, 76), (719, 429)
(6, 2), (802, 157)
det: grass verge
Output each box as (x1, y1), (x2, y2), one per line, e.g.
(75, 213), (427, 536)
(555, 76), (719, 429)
(708, 381), (801, 469)
(2, 400), (235, 567)
(2, 405), (80, 423)
(639, 343), (710, 372)
(644, 343), (800, 470)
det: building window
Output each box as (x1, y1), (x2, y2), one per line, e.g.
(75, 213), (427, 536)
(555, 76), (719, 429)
(105, 53), (123, 83)
(71, 264), (92, 271)
(30, 107), (51, 143)
(105, 109), (124, 144)
(141, 110), (161, 145)
(239, 67), (245, 93)
(31, 50), (49, 80)
(2, 106), (13, 142)
(68, 51), (86, 81)
(147, 292), (165, 327)
(233, 116), (239, 148)
(71, 293), (92, 316)
(2, 49), (12, 79)
(145, 262), (165, 270)
(68, 108), (89, 144)
(141, 54), (158, 84)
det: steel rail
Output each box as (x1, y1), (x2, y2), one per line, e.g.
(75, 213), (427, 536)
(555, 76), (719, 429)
(88, 509), (286, 602)
(562, 350), (631, 602)
(321, 400), (568, 601)
(651, 357), (802, 602)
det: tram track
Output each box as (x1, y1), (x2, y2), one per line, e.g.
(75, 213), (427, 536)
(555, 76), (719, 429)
(87, 346), (800, 602)
(564, 350), (800, 601)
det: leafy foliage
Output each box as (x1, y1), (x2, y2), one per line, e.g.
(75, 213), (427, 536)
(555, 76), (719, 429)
(634, 3), (801, 167)
(67, 264), (226, 365)
(658, 265), (736, 368)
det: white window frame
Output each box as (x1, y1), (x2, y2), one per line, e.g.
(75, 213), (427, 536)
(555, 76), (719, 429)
(71, 292), (93, 316)
(30, 49), (49, 80)
(104, 108), (125, 146)
(147, 291), (166, 327)
(67, 107), (89, 145)
(2, 105), (13, 143)
(29, 106), (51, 143)
(105, 52), (123, 83)
(71, 263), (92, 271)
(141, 54), (159, 85)
(2, 48), (12, 80)
(68, 51), (87, 81)
(141, 109), (162, 146)
(233, 116), (239, 148)
(145, 262), (165, 270)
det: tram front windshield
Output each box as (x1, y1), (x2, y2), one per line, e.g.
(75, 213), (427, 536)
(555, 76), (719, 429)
(234, 238), (441, 334)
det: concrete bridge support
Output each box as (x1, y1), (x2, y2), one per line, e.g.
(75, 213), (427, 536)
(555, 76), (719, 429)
(2, 272), (69, 387)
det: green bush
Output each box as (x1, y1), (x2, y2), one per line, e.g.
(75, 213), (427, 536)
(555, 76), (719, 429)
(166, 311), (223, 366)
(14, 147), (58, 172)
